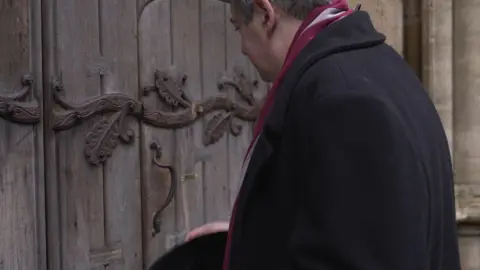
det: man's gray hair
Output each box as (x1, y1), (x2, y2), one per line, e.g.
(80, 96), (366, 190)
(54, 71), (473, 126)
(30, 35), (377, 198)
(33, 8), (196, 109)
(228, 0), (333, 23)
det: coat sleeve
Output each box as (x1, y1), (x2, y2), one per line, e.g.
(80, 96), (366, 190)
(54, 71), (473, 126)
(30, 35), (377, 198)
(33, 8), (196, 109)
(288, 92), (430, 270)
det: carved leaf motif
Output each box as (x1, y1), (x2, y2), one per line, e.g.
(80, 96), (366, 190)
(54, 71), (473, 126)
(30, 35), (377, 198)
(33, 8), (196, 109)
(145, 69), (191, 108)
(84, 108), (133, 165)
(204, 112), (232, 146)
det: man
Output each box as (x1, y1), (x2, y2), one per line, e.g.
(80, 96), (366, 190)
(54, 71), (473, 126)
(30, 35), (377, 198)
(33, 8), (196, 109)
(187, 0), (461, 269)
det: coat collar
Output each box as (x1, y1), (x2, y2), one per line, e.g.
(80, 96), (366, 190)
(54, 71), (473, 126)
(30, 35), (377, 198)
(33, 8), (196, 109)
(229, 10), (386, 262)
(263, 11), (386, 138)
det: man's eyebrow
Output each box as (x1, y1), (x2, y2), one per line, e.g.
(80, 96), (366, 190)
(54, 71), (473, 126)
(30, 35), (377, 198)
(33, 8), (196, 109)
(230, 18), (236, 24)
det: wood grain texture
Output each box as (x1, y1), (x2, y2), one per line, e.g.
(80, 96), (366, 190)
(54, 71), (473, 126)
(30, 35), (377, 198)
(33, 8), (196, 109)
(41, 0), (61, 267)
(100, 0), (142, 268)
(53, 0), (104, 269)
(0, 0), (46, 269)
(171, 0), (205, 236)
(138, 0), (177, 267)
(31, 0), (47, 267)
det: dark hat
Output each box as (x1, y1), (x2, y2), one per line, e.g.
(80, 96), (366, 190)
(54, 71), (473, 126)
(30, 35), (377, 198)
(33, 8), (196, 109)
(149, 231), (228, 270)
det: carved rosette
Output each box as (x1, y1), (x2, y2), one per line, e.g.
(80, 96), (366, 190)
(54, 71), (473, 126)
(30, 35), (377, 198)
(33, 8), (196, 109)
(51, 66), (261, 165)
(0, 74), (40, 124)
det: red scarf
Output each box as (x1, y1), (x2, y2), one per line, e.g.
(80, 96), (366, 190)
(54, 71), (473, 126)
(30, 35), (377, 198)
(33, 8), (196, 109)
(223, 1), (353, 269)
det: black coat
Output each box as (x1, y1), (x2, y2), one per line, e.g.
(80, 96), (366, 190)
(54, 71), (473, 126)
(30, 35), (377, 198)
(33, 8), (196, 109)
(149, 232), (227, 270)
(226, 11), (461, 270)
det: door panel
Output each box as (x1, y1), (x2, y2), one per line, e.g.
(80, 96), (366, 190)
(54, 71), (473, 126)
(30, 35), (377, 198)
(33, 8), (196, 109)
(46, 0), (142, 269)
(0, 0), (45, 269)
(138, 0), (176, 267)
(138, 1), (264, 267)
(44, 0), (262, 268)
(53, 1), (106, 268)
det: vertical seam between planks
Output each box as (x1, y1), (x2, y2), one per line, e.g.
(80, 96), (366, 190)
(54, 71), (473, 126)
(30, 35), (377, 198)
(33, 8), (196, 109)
(169, 0), (181, 233)
(134, 0), (147, 265)
(199, 0), (208, 224)
(97, 0), (108, 246)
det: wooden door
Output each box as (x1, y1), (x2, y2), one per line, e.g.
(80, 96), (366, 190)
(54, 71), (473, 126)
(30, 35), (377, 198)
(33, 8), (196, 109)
(40, 0), (264, 269)
(137, 1), (266, 267)
(43, 0), (143, 268)
(0, 0), (45, 269)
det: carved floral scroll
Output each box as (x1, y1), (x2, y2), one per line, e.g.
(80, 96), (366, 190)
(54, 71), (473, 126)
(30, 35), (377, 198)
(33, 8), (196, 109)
(0, 74), (40, 124)
(51, 66), (261, 165)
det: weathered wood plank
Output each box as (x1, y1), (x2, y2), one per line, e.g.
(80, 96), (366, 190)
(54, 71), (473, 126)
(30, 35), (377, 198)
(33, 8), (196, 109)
(54, 0), (104, 269)
(31, 0), (47, 267)
(349, 0), (403, 54)
(41, 0), (60, 267)
(201, 0), (230, 222)
(171, 0), (205, 237)
(138, 0), (177, 267)
(421, 0), (453, 154)
(0, 0), (45, 269)
(99, 0), (143, 269)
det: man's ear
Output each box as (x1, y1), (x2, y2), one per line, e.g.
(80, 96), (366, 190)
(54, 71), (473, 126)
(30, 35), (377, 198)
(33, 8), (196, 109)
(254, 0), (277, 35)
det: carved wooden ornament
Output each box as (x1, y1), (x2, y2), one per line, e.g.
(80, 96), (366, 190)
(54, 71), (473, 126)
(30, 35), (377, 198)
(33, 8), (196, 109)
(0, 74), (40, 124)
(51, 66), (261, 165)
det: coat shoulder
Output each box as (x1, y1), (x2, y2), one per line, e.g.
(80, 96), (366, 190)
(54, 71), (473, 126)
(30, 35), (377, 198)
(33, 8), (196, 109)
(292, 51), (389, 110)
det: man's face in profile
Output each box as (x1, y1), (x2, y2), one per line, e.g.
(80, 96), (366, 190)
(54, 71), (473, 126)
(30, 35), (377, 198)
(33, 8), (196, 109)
(229, 1), (278, 82)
